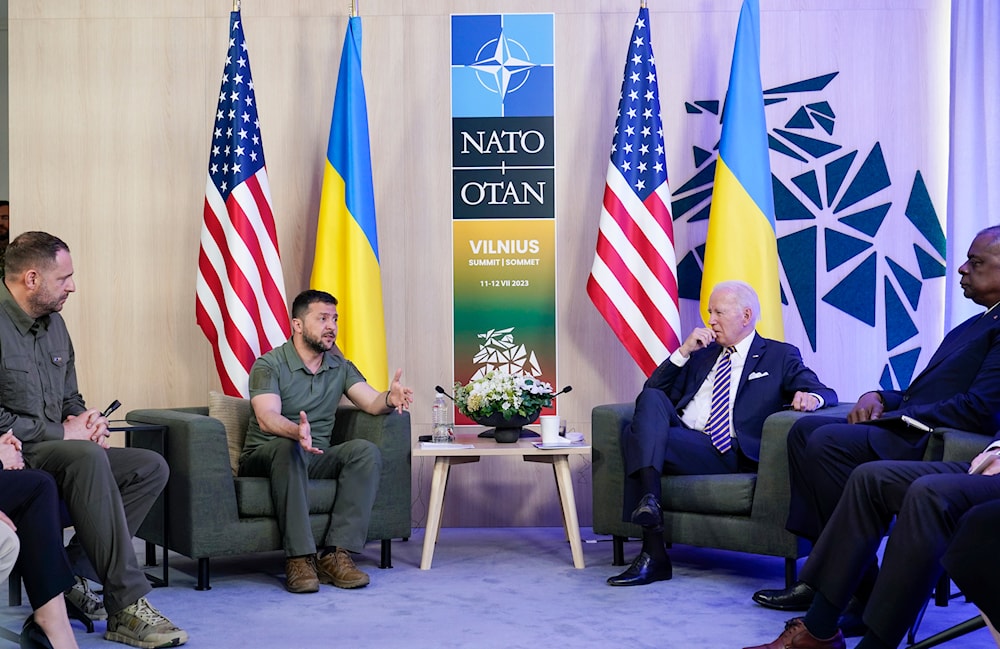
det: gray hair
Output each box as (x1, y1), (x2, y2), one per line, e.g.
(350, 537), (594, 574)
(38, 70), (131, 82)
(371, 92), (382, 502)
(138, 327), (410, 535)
(712, 280), (761, 325)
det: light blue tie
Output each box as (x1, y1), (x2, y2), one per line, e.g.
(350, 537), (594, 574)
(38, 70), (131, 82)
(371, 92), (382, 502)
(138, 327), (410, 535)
(705, 347), (734, 453)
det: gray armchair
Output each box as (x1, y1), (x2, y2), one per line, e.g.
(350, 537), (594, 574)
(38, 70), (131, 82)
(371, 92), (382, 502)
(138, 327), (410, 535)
(592, 403), (852, 587)
(592, 402), (991, 588)
(125, 405), (411, 590)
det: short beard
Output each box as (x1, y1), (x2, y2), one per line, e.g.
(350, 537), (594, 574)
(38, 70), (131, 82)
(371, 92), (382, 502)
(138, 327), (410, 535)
(302, 332), (332, 355)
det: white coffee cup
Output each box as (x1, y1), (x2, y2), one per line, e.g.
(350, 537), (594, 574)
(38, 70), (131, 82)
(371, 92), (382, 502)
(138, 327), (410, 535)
(539, 415), (562, 444)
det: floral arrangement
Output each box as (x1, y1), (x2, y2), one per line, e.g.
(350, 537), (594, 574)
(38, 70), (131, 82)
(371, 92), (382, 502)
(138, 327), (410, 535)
(454, 370), (554, 419)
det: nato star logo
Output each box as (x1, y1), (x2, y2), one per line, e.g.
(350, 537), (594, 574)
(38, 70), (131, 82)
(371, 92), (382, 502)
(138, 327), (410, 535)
(452, 14), (554, 118)
(469, 32), (538, 102)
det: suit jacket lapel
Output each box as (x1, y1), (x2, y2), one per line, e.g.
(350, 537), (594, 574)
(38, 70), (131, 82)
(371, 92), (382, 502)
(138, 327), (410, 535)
(734, 334), (765, 400)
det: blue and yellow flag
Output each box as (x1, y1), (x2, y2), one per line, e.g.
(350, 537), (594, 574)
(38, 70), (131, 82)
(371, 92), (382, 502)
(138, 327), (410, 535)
(701, 0), (783, 340)
(311, 16), (388, 389)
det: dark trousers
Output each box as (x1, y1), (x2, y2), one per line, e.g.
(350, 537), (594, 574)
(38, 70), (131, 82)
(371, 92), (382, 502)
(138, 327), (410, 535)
(800, 460), (1000, 647)
(942, 499), (1000, 627)
(25, 441), (168, 615)
(0, 469), (75, 610)
(785, 415), (926, 541)
(620, 387), (741, 519)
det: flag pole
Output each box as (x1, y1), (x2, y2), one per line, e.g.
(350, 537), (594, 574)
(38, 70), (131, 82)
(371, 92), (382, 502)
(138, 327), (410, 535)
(351, 0), (358, 18)
(233, 0), (240, 11)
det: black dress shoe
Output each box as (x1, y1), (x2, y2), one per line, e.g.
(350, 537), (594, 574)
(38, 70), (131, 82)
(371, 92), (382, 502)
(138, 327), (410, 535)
(630, 493), (663, 527)
(752, 580), (815, 611)
(606, 551), (672, 586)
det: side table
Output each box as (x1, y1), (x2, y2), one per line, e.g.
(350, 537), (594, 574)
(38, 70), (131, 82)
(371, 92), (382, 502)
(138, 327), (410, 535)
(111, 423), (169, 587)
(413, 434), (590, 570)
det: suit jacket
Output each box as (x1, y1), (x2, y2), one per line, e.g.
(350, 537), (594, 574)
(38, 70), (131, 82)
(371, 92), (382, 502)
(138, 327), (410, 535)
(645, 333), (838, 462)
(873, 311), (1000, 456)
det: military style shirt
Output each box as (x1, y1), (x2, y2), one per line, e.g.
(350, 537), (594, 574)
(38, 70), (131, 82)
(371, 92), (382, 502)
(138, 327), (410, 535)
(242, 340), (365, 456)
(0, 281), (86, 443)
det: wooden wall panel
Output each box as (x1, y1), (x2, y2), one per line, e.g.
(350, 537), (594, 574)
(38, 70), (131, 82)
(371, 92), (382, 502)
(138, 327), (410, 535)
(7, 0), (948, 528)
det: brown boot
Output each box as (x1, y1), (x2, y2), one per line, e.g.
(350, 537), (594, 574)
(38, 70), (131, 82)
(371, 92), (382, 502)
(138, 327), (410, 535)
(285, 555), (319, 593)
(316, 548), (370, 589)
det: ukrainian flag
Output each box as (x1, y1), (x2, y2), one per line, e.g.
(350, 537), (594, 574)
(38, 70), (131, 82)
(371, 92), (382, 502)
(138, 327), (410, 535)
(311, 16), (388, 389)
(701, 0), (783, 340)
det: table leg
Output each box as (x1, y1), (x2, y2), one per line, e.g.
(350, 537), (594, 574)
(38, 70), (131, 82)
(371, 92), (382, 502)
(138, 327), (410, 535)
(421, 456), (451, 570)
(552, 456), (585, 569)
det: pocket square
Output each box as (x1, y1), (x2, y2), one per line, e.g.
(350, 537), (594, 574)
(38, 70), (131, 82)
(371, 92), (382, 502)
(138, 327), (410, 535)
(747, 371), (769, 380)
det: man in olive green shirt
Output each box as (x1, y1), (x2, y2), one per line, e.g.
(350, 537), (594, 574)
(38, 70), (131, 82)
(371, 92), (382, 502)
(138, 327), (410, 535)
(239, 289), (413, 594)
(0, 231), (187, 648)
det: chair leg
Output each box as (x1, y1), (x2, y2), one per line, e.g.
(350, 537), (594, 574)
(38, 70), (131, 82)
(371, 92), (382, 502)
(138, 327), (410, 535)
(612, 535), (626, 566)
(784, 557), (798, 588)
(8, 568), (21, 607)
(196, 558), (211, 591)
(933, 571), (952, 607)
(909, 615), (986, 649)
(380, 539), (393, 569)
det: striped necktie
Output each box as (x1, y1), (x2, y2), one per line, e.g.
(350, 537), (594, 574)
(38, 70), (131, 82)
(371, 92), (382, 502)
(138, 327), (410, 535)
(705, 347), (735, 453)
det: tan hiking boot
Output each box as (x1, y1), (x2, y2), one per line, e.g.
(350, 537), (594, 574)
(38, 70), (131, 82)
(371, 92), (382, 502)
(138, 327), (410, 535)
(65, 575), (107, 621)
(104, 597), (188, 648)
(316, 548), (370, 589)
(285, 555), (319, 593)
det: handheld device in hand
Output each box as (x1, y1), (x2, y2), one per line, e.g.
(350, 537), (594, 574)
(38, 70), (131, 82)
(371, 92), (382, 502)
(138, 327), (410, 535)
(102, 399), (122, 418)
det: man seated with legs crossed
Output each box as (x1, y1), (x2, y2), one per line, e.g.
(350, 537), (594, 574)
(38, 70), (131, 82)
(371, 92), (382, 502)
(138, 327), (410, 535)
(608, 280), (837, 586)
(744, 441), (1000, 649)
(753, 226), (1000, 622)
(239, 289), (413, 593)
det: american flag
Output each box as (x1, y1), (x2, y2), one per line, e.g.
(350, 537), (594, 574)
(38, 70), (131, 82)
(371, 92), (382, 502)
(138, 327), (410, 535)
(587, 7), (681, 377)
(196, 10), (290, 398)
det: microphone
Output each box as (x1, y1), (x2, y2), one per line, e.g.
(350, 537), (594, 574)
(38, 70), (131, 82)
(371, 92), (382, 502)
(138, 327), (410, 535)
(434, 385), (455, 401)
(550, 385), (572, 398)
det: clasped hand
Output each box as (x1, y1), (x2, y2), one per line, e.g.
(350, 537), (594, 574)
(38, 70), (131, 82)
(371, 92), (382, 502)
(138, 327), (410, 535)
(0, 430), (23, 470)
(64, 408), (111, 448)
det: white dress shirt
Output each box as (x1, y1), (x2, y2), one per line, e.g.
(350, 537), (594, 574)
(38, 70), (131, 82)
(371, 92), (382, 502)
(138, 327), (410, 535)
(671, 333), (756, 435)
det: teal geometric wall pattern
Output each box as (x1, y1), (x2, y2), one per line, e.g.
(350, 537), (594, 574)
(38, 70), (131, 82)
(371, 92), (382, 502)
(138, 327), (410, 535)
(674, 72), (946, 389)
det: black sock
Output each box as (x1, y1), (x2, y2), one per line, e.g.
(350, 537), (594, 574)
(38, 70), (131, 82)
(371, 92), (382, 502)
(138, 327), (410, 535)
(637, 467), (661, 499)
(802, 590), (841, 640)
(640, 527), (668, 561)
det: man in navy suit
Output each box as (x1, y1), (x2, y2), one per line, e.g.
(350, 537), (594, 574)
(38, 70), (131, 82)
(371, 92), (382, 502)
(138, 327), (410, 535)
(607, 280), (838, 586)
(745, 442), (1000, 649)
(753, 225), (1000, 617)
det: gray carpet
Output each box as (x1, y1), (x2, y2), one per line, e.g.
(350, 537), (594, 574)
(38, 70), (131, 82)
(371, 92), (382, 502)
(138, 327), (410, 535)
(0, 527), (993, 648)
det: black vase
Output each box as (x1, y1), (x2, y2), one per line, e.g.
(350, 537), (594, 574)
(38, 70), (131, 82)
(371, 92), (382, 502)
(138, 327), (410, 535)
(471, 410), (541, 443)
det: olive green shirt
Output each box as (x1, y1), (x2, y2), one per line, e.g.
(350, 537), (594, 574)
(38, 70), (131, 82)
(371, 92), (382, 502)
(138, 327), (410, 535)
(242, 340), (365, 457)
(0, 280), (86, 443)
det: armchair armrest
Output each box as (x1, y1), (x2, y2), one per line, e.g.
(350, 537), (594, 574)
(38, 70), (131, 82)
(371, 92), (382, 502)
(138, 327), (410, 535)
(332, 409), (412, 541)
(125, 407), (241, 558)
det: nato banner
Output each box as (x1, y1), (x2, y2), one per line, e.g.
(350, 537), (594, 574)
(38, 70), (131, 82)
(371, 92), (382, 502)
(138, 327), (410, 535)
(451, 13), (556, 423)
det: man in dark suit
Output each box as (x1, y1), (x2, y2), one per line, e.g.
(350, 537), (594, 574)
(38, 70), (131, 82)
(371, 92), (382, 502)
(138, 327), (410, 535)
(754, 225), (1000, 613)
(744, 443), (1000, 649)
(607, 280), (837, 586)
(943, 497), (1000, 641)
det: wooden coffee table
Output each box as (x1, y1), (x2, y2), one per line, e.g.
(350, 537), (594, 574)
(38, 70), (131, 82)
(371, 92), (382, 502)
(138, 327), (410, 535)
(413, 433), (590, 570)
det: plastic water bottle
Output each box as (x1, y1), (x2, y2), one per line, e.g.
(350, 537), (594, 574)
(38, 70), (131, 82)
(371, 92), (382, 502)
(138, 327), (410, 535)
(432, 394), (453, 443)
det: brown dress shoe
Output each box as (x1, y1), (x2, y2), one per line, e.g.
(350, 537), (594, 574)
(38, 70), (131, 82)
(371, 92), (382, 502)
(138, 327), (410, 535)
(743, 618), (846, 649)
(285, 556), (320, 593)
(317, 548), (371, 589)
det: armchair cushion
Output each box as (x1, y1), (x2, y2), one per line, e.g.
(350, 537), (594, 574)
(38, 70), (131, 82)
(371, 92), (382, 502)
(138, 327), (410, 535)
(661, 473), (756, 515)
(208, 391), (251, 476)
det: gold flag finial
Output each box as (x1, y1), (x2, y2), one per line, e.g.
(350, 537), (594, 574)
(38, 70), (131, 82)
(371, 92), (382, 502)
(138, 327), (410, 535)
(233, 0), (240, 11)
